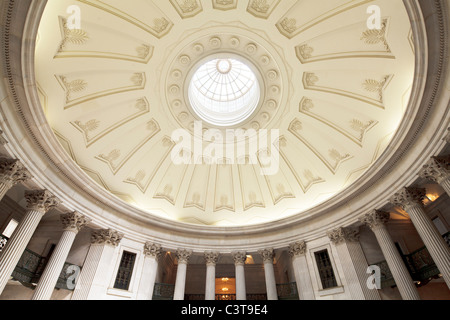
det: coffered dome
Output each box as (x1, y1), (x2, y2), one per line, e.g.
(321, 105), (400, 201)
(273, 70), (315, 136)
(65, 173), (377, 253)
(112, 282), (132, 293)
(34, 0), (416, 226)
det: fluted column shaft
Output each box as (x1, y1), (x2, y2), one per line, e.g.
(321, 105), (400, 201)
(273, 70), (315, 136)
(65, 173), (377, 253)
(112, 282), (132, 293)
(360, 210), (420, 300)
(0, 190), (59, 295)
(372, 225), (420, 299)
(137, 243), (162, 300)
(327, 228), (381, 300)
(289, 242), (315, 300)
(259, 249), (278, 300)
(391, 187), (450, 289)
(232, 252), (247, 300)
(0, 209), (43, 294)
(173, 249), (192, 300)
(32, 212), (90, 300)
(71, 229), (123, 300)
(32, 230), (76, 300)
(404, 203), (450, 288)
(204, 252), (219, 300)
(205, 264), (216, 300)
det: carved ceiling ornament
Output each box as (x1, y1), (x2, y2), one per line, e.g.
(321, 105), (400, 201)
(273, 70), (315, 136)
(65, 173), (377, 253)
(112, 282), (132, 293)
(204, 251), (220, 266)
(288, 241), (306, 257)
(24, 190), (60, 214)
(232, 251), (247, 265)
(258, 248), (274, 263)
(165, 31), (286, 135)
(359, 210), (390, 230)
(327, 227), (360, 245)
(91, 229), (124, 246)
(0, 158), (32, 186)
(389, 187), (426, 210)
(418, 156), (450, 184)
(176, 249), (193, 264)
(144, 242), (163, 259)
(60, 211), (91, 232)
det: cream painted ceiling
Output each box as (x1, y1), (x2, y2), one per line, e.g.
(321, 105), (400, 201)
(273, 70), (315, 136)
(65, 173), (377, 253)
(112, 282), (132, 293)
(35, 0), (415, 226)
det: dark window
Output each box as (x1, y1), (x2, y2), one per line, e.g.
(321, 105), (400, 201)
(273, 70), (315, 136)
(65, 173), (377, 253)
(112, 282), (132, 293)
(114, 251), (136, 290)
(315, 249), (338, 289)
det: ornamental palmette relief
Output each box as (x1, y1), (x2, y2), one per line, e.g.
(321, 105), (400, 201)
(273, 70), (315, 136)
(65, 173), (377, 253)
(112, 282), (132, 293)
(327, 227), (360, 245)
(418, 156), (450, 184)
(61, 211), (91, 232)
(389, 187), (426, 210)
(25, 190), (60, 213)
(359, 210), (390, 230)
(232, 251), (247, 265)
(288, 241), (306, 257)
(0, 158), (32, 185)
(144, 242), (163, 259)
(91, 229), (124, 246)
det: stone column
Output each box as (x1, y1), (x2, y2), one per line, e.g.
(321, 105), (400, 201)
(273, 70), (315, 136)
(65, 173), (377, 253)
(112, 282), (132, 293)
(173, 249), (192, 300)
(137, 243), (163, 300)
(32, 212), (90, 300)
(0, 190), (60, 294)
(327, 227), (381, 300)
(360, 210), (420, 300)
(0, 158), (32, 201)
(232, 251), (247, 300)
(204, 251), (219, 300)
(419, 156), (450, 197)
(288, 242), (315, 300)
(258, 248), (278, 300)
(390, 187), (450, 289)
(71, 229), (124, 300)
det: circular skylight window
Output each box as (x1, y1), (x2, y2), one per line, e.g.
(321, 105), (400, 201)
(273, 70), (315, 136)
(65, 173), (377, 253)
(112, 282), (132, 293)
(188, 58), (261, 127)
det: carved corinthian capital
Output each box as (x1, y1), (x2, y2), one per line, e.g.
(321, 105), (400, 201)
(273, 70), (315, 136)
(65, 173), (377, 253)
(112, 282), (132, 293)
(61, 211), (91, 232)
(288, 241), (307, 258)
(359, 210), (390, 230)
(0, 158), (32, 185)
(418, 156), (450, 184)
(25, 190), (60, 214)
(204, 251), (220, 266)
(176, 249), (192, 264)
(144, 242), (163, 259)
(389, 187), (426, 210)
(327, 227), (360, 245)
(232, 251), (247, 266)
(91, 229), (124, 246)
(258, 248), (274, 263)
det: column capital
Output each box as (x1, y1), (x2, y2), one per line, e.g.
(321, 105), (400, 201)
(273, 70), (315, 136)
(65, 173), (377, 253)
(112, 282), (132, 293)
(288, 241), (307, 258)
(176, 249), (192, 264)
(204, 251), (220, 266)
(327, 227), (360, 245)
(91, 229), (123, 247)
(144, 242), (163, 260)
(25, 190), (60, 214)
(0, 158), (32, 185)
(258, 248), (274, 263)
(359, 210), (390, 230)
(60, 211), (91, 233)
(232, 251), (247, 266)
(418, 156), (450, 184)
(389, 187), (426, 210)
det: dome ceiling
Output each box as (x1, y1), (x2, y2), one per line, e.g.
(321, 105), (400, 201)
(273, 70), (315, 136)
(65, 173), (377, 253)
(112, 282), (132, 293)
(35, 0), (415, 226)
